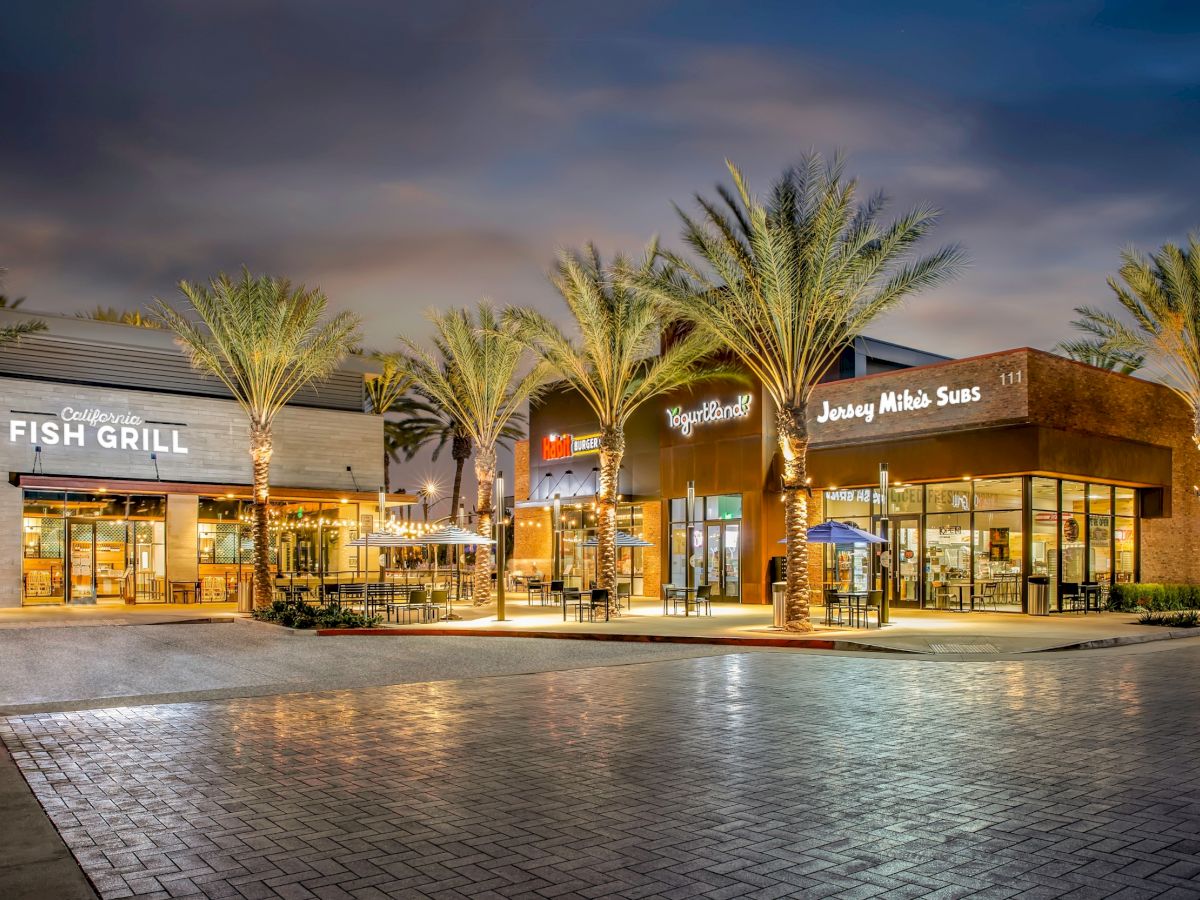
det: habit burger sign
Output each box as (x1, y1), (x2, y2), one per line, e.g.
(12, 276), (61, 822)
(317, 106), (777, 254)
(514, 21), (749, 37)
(541, 432), (601, 461)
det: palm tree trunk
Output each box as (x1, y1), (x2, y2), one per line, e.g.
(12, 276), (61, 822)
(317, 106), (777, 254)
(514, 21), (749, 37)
(250, 423), (274, 609)
(596, 427), (625, 616)
(383, 443), (391, 494)
(473, 446), (496, 605)
(777, 405), (813, 632)
(450, 434), (470, 519)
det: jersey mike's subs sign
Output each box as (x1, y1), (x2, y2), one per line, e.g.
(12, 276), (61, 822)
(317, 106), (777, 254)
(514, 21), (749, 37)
(8, 406), (189, 454)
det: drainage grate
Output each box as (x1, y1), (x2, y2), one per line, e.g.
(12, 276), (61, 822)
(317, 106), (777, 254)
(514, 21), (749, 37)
(926, 641), (1000, 654)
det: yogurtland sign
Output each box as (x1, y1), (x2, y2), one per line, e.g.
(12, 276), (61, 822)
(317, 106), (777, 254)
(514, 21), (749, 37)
(667, 394), (753, 437)
(8, 406), (189, 454)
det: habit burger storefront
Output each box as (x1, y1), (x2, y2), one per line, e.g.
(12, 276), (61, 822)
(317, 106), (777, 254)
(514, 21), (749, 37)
(806, 348), (1198, 612)
(517, 344), (1197, 612)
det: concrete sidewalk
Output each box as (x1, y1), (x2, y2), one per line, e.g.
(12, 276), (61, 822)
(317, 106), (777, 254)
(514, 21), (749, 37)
(334, 596), (1197, 655)
(0, 602), (239, 629)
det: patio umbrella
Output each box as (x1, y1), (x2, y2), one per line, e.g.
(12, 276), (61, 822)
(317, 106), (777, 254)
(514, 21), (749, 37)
(778, 521), (887, 544)
(394, 525), (495, 620)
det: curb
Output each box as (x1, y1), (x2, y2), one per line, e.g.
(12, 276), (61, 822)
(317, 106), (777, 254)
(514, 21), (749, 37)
(314, 626), (910, 653)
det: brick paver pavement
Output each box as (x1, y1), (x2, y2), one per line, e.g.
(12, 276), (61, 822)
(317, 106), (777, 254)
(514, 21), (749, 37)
(4, 647), (1200, 899)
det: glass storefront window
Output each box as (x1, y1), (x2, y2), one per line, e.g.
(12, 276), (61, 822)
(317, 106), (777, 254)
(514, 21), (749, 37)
(1089, 513), (1112, 584)
(823, 515), (870, 593)
(668, 493), (743, 599)
(973, 478), (1022, 511)
(1114, 516), (1135, 583)
(926, 482), (972, 514)
(1115, 487), (1136, 517)
(824, 488), (875, 519)
(1031, 510), (1059, 607)
(1031, 477), (1058, 510)
(1088, 485), (1113, 515)
(1060, 481), (1086, 588)
(973, 510), (1023, 611)
(23, 491), (167, 605)
(888, 485), (923, 515)
(924, 512), (970, 607)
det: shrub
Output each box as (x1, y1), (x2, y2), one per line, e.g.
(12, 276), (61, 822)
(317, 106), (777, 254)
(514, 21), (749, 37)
(251, 598), (381, 629)
(1108, 583), (1200, 612)
(1137, 609), (1200, 628)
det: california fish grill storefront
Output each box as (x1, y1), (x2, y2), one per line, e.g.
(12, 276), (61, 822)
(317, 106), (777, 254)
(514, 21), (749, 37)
(0, 312), (410, 607)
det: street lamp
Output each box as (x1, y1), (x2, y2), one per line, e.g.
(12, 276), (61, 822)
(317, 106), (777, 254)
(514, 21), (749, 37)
(495, 471), (507, 621)
(878, 463), (890, 624)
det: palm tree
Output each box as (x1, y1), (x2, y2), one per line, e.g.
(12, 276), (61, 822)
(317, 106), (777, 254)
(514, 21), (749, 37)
(1068, 234), (1200, 445)
(362, 351), (413, 493)
(154, 270), (360, 607)
(400, 303), (544, 604)
(630, 154), (963, 631)
(78, 306), (162, 328)
(506, 242), (722, 607)
(385, 389), (525, 517)
(0, 270), (44, 343)
(1055, 316), (1145, 374)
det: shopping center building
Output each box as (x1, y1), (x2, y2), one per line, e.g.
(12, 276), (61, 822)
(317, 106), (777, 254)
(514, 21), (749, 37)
(513, 341), (1199, 612)
(0, 309), (414, 607)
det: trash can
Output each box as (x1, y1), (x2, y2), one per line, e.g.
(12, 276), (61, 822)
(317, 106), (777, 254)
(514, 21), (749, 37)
(772, 581), (787, 627)
(1028, 576), (1049, 616)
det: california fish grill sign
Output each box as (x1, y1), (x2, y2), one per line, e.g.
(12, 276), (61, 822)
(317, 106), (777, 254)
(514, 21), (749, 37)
(8, 406), (189, 454)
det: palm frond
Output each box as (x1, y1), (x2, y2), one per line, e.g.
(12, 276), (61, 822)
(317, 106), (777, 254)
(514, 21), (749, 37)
(152, 268), (361, 427)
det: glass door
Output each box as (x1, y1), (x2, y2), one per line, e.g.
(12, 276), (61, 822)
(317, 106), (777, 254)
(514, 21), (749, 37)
(68, 520), (96, 603)
(704, 522), (742, 600)
(891, 517), (921, 608)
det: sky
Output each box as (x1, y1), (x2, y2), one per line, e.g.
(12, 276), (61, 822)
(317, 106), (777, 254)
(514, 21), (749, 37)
(2, 0), (1198, 494)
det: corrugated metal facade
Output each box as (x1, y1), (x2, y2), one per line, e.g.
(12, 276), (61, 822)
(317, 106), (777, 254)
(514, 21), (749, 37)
(0, 317), (366, 412)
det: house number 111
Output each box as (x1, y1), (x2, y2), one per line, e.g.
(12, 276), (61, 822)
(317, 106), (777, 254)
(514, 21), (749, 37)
(1000, 370), (1023, 386)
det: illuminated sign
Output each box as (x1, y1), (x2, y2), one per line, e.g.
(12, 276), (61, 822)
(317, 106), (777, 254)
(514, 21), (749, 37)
(8, 406), (189, 454)
(815, 385), (982, 426)
(667, 394), (752, 437)
(541, 432), (600, 461)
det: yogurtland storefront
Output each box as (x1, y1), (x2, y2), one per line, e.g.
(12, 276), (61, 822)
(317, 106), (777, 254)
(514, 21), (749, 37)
(517, 343), (1198, 614)
(0, 311), (413, 607)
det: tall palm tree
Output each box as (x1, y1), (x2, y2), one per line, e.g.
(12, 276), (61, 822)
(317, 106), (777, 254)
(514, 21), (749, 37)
(506, 242), (722, 607)
(630, 154), (963, 631)
(385, 389), (525, 517)
(154, 270), (360, 607)
(1069, 234), (1200, 445)
(401, 303), (544, 604)
(363, 351), (413, 493)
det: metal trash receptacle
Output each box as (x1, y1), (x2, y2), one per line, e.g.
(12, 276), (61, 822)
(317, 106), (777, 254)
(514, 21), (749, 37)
(772, 581), (787, 627)
(1028, 576), (1049, 616)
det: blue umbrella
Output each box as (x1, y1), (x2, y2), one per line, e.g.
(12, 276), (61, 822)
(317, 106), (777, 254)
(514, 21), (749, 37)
(778, 521), (887, 544)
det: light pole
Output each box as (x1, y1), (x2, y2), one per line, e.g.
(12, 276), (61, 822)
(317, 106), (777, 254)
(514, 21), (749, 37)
(495, 471), (506, 621)
(551, 493), (562, 581)
(878, 463), (890, 624)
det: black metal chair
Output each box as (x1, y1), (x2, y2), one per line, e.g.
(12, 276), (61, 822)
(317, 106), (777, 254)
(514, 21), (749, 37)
(616, 583), (632, 611)
(859, 589), (883, 628)
(527, 580), (543, 605)
(971, 581), (999, 611)
(823, 587), (845, 626)
(1060, 581), (1083, 613)
(548, 580), (565, 607)
(692, 584), (713, 616)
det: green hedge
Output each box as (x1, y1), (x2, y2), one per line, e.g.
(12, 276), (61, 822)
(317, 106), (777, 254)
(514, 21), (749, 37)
(251, 599), (382, 629)
(1108, 583), (1200, 612)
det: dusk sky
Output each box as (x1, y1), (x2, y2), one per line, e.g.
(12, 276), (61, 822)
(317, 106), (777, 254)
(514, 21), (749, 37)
(3, 1), (1198, 489)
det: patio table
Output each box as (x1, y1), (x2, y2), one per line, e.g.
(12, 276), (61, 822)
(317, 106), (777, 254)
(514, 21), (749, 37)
(664, 586), (698, 616)
(837, 591), (869, 626)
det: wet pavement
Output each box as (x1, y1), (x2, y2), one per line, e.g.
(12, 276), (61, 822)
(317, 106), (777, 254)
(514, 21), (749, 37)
(4, 642), (1200, 898)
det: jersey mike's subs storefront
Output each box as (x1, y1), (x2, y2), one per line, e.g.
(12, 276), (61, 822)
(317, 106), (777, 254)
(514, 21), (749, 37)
(516, 345), (1197, 614)
(0, 311), (412, 607)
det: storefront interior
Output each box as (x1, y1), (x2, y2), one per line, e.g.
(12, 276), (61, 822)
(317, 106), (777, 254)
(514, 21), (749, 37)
(668, 493), (743, 601)
(22, 488), (384, 605)
(520, 500), (647, 594)
(823, 476), (1137, 612)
